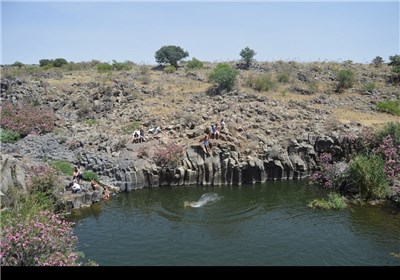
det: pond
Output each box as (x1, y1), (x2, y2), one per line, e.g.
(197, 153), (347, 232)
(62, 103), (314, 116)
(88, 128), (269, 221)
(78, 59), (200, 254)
(69, 181), (400, 265)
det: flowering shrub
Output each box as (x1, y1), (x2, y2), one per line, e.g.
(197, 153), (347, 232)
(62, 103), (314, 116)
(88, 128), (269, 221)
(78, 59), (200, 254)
(378, 135), (400, 185)
(0, 101), (55, 137)
(152, 142), (184, 168)
(137, 146), (149, 158)
(1, 211), (81, 266)
(28, 165), (58, 195)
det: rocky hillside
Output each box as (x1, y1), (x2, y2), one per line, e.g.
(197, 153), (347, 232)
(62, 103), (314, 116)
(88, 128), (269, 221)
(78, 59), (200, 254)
(1, 61), (399, 193)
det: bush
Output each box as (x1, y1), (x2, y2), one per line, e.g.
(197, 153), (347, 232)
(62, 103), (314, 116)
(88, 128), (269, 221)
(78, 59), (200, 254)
(85, 119), (96, 127)
(121, 121), (140, 135)
(376, 99), (400, 116)
(163, 65), (176, 74)
(245, 73), (276, 92)
(11, 61), (24, 68)
(112, 60), (133, 71)
(209, 63), (239, 92)
(82, 171), (99, 182)
(39, 59), (53, 68)
(28, 165), (59, 197)
(376, 122), (400, 147)
(239, 47), (256, 69)
(0, 128), (21, 143)
(97, 63), (113, 73)
(50, 160), (74, 176)
(389, 54), (400, 66)
(186, 58), (204, 70)
(335, 69), (355, 93)
(277, 72), (290, 83)
(0, 210), (82, 266)
(0, 101), (55, 137)
(53, 58), (68, 67)
(152, 142), (184, 168)
(361, 82), (376, 93)
(138, 64), (150, 75)
(308, 192), (347, 210)
(371, 56), (384, 67)
(349, 154), (389, 200)
(155, 45), (189, 68)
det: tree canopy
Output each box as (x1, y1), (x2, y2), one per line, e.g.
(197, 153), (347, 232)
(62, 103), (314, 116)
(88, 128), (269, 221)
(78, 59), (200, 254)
(155, 45), (189, 68)
(240, 47), (257, 69)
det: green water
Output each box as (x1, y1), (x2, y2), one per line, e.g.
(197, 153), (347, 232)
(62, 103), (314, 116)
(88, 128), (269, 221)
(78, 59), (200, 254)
(69, 181), (400, 265)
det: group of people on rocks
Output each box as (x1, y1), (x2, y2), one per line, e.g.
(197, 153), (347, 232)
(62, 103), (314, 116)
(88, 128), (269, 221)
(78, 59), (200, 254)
(201, 119), (225, 156)
(132, 124), (163, 144)
(132, 125), (146, 143)
(65, 166), (110, 200)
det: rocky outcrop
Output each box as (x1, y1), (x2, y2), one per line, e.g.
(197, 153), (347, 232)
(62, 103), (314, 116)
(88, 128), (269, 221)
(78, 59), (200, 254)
(1, 128), (360, 193)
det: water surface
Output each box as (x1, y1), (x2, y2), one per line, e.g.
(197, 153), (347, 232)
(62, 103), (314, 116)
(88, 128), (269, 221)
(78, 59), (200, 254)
(69, 181), (400, 265)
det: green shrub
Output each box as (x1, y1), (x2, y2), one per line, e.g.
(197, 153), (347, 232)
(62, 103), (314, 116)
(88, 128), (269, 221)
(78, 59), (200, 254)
(163, 65), (176, 74)
(349, 154), (389, 200)
(11, 61), (24, 68)
(376, 99), (400, 116)
(209, 63), (239, 92)
(277, 72), (290, 83)
(97, 63), (113, 73)
(245, 73), (276, 92)
(308, 192), (347, 210)
(82, 171), (99, 182)
(121, 121), (140, 135)
(50, 160), (74, 176)
(138, 64), (150, 75)
(112, 60), (133, 71)
(335, 69), (355, 92)
(372, 56), (384, 67)
(308, 81), (319, 94)
(0, 128), (21, 143)
(85, 119), (97, 126)
(186, 57), (204, 70)
(138, 75), (151, 85)
(376, 122), (400, 146)
(361, 82), (376, 93)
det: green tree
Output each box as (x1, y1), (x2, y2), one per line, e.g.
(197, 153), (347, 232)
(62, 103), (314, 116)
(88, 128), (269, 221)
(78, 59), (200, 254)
(389, 54), (400, 66)
(389, 55), (400, 83)
(155, 45), (189, 68)
(39, 59), (53, 68)
(372, 56), (384, 67)
(11, 61), (24, 68)
(240, 47), (256, 69)
(53, 58), (68, 67)
(209, 63), (239, 92)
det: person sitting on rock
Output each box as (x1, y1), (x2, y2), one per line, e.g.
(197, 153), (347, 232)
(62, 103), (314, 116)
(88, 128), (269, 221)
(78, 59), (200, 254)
(139, 125), (146, 143)
(102, 187), (110, 200)
(200, 134), (211, 156)
(71, 182), (82, 194)
(91, 179), (101, 191)
(220, 119), (225, 130)
(73, 166), (83, 184)
(213, 123), (220, 140)
(132, 130), (140, 143)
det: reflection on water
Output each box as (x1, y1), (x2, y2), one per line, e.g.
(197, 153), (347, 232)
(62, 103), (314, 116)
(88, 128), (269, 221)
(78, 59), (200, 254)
(68, 181), (400, 266)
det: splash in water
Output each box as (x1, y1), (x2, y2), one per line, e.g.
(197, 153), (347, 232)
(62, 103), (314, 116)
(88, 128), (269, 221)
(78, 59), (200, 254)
(184, 193), (221, 208)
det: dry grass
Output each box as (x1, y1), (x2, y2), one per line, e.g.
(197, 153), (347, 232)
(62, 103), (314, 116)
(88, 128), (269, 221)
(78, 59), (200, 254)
(332, 108), (400, 127)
